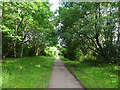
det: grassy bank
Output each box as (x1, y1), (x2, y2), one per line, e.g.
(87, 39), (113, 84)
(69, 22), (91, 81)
(61, 57), (119, 88)
(2, 56), (55, 88)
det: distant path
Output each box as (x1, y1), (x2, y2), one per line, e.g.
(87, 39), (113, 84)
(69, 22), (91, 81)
(48, 57), (85, 88)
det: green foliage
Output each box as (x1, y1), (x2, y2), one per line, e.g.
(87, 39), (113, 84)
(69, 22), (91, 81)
(44, 46), (59, 58)
(1, 25), (22, 41)
(2, 2), (57, 58)
(2, 56), (55, 88)
(56, 44), (66, 56)
(57, 2), (119, 64)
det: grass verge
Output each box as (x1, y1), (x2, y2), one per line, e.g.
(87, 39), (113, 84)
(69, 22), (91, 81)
(2, 56), (55, 88)
(61, 57), (119, 88)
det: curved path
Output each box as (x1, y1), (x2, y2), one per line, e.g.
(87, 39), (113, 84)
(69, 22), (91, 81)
(48, 57), (85, 89)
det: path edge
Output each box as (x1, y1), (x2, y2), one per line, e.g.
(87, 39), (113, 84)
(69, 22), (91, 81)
(47, 59), (55, 88)
(64, 63), (87, 90)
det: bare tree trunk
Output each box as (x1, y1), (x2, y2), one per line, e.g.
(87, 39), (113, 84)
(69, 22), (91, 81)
(36, 47), (39, 56)
(94, 3), (107, 60)
(20, 30), (24, 58)
(14, 19), (18, 58)
(20, 42), (23, 58)
(13, 42), (16, 58)
(118, 2), (120, 46)
(0, 3), (3, 59)
(20, 23), (27, 58)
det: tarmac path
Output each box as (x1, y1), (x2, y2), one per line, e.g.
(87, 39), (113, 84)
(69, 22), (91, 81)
(48, 57), (85, 89)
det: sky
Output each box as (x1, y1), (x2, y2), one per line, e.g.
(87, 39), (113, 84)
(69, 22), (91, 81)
(49, 0), (60, 12)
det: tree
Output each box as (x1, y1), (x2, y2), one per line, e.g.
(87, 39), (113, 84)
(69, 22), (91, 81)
(2, 2), (57, 58)
(57, 2), (119, 64)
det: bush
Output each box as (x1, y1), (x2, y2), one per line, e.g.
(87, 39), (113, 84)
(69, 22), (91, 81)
(44, 46), (59, 57)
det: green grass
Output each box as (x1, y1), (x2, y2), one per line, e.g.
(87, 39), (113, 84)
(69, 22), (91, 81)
(2, 56), (55, 88)
(61, 57), (119, 88)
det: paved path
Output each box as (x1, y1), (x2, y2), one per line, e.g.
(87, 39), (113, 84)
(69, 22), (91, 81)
(48, 57), (85, 89)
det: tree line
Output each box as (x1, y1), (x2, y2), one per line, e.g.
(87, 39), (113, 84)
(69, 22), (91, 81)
(57, 2), (120, 64)
(1, 2), (57, 58)
(1, 2), (120, 64)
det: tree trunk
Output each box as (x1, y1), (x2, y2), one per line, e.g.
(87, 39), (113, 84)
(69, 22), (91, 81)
(13, 41), (16, 58)
(36, 47), (39, 56)
(14, 19), (18, 58)
(94, 3), (107, 60)
(118, 2), (120, 46)
(20, 42), (23, 58)
(0, 3), (3, 59)
(20, 23), (27, 58)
